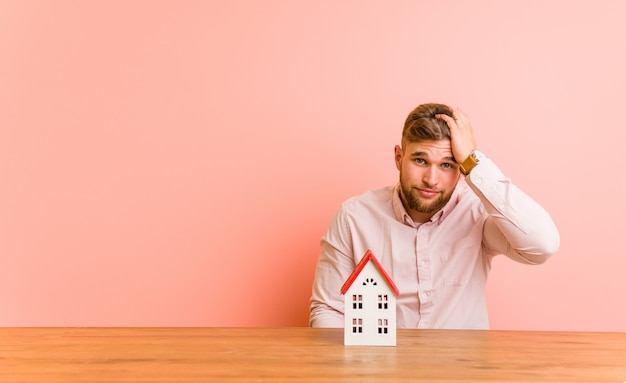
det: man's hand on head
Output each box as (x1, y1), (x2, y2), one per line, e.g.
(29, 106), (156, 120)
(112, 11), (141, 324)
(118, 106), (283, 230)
(436, 108), (477, 165)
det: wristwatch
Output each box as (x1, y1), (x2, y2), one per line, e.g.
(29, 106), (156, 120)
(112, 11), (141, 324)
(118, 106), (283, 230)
(459, 149), (487, 176)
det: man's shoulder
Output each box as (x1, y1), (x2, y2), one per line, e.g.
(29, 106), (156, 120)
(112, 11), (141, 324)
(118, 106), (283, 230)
(443, 179), (486, 221)
(340, 185), (395, 212)
(455, 179), (482, 205)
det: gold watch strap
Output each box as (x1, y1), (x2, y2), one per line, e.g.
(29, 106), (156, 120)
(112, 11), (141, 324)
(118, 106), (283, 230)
(460, 150), (486, 176)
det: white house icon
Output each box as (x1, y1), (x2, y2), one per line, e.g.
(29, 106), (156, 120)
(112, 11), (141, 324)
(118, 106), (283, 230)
(340, 250), (400, 346)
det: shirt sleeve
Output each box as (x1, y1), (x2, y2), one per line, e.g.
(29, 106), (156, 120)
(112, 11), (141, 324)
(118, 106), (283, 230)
(465, 158), (560, 264)
(309, 207), (355, 328)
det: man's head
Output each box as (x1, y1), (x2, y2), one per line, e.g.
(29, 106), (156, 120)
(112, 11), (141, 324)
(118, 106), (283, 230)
(402, 103), (454, 146)
(395, 103), (461, 223)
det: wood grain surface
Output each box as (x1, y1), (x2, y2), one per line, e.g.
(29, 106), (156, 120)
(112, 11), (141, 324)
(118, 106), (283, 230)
(1, 327), (625, 382)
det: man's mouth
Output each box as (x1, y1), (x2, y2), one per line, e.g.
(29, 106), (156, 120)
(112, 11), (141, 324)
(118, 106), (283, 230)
(417, 188), (439, 198)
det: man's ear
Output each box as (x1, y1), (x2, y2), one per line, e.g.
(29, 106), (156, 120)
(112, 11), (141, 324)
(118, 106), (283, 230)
(394, 145), (402, 170)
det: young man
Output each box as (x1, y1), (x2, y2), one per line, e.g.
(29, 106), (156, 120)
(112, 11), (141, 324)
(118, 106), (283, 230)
(309, 103), (560, 329)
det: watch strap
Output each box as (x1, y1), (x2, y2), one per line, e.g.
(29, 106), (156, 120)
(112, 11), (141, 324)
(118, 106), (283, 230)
(460, 150), (486, 176)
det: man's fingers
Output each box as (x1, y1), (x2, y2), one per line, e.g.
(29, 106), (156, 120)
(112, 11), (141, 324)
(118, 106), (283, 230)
(452, 108), (470, 125)
(435, 113), (455, 126)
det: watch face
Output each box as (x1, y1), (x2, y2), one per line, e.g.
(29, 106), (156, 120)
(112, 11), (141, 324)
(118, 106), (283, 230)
(472, 150), (486, 161)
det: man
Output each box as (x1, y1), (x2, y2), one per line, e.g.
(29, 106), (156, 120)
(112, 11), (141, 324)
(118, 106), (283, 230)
(309, 103), (560, 329)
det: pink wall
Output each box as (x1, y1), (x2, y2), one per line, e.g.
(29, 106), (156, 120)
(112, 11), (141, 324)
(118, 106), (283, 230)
(1, 1), (625, 331)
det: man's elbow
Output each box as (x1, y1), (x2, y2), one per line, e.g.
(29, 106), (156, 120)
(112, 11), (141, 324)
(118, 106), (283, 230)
(523, 232), (561, 265)
(309, 302), (344, 328)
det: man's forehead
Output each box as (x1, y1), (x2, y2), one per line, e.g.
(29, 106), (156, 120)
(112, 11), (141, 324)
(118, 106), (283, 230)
(404, 140), (453, 157)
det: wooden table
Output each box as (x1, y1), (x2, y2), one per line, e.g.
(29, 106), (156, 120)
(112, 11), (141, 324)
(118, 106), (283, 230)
(1, 327), (625, 382)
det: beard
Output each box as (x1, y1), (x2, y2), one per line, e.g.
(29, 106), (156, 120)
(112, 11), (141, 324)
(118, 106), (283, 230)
(400, 183), (451, 215)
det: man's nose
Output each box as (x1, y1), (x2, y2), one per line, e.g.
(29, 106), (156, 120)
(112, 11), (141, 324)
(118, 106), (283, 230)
(422, 166), (439, 186)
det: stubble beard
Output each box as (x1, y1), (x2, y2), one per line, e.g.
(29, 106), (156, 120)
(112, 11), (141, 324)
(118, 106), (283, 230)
(400, 183), (450, 215)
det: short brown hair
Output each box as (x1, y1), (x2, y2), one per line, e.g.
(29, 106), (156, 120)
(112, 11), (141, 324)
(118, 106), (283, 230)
(402, 103), (453, 145)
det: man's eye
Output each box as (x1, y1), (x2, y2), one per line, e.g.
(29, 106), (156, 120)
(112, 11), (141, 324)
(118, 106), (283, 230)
(414, 158), (426, 164)
(442, 163), (452, 169)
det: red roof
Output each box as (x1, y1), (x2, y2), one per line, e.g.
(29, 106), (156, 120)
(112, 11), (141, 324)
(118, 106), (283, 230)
(340, 250), (400, 296)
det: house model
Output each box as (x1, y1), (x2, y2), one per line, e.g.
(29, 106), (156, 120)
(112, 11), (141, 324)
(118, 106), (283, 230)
(340, 250), (400, 346)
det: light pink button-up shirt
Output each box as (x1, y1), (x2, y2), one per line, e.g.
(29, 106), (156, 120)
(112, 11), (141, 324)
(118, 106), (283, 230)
(309, 159), (560, 329)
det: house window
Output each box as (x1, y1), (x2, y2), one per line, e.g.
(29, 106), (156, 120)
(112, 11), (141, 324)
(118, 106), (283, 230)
(352, 294), (363, 309)
(378, 294), (388, 309)
(352, 318), (363, 333)
(363, 277), (378, 286)
(377, 319), (389, 334)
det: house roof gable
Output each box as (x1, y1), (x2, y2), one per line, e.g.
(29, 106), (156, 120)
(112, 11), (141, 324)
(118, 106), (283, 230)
(340, 250), (400, 296)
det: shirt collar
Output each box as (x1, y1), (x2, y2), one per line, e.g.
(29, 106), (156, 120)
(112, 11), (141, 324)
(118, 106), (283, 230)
(392, 184), (414, 226)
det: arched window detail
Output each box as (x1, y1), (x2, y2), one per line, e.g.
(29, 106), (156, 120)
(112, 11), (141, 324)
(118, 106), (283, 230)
(362, 277), (378, 286)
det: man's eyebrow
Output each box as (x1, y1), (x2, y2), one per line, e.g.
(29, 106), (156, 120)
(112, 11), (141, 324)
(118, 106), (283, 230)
(409, 152), (456, 162)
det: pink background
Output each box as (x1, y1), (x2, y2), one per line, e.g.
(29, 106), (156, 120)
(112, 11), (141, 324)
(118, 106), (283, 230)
(1, 1), (625, 331)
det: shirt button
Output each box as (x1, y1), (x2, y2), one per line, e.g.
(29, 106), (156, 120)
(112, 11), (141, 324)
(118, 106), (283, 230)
(474, 178), (482, 184)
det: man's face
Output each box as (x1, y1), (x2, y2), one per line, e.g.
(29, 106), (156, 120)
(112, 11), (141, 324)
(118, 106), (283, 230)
(394, 139), (461, 223)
